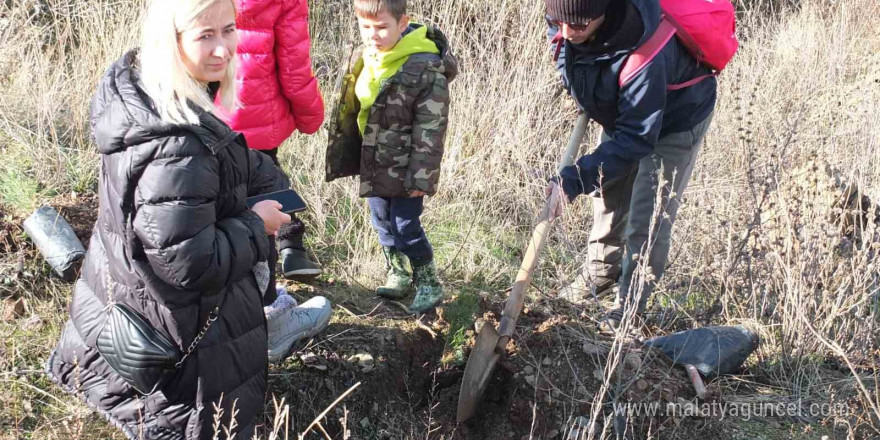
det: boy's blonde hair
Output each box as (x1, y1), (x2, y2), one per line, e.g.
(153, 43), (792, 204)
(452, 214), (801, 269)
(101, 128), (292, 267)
(139, 0), (237, 126)
(354, 0), (406, 21)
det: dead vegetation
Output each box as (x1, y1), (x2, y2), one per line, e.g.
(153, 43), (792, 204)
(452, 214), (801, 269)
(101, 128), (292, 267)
(1, 0), (879, 438)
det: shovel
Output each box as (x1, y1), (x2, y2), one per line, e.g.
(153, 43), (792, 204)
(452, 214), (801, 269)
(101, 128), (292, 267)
(457, 113), (589, 423)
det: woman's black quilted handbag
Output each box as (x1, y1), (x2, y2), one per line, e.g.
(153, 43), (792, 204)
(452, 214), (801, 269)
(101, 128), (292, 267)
(96, 291), (219, 395)
(96, 303), (180, 394)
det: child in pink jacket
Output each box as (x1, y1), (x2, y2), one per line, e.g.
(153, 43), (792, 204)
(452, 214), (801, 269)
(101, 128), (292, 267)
(220, 0), (325, 282)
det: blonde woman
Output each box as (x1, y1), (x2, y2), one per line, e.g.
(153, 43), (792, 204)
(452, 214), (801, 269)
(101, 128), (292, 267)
(46, 0), (329, 437)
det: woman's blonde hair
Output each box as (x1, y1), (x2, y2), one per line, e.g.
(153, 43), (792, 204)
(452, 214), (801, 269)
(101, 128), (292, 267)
(139, 0), (237, 125)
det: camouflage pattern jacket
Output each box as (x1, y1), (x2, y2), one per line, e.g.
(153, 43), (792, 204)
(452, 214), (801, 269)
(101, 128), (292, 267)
(325, 25), (458, 198)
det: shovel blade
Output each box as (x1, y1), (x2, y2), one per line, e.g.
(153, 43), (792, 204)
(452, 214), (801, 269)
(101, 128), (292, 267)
(456, 324), (501, 423)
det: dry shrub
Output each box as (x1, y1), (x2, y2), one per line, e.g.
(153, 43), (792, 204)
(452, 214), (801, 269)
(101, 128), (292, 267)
(1, 0), (880, 437)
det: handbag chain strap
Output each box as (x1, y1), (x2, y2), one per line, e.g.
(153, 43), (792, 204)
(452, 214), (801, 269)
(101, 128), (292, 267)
(103, 260), (220, 369)
(175, 306), (219, 368)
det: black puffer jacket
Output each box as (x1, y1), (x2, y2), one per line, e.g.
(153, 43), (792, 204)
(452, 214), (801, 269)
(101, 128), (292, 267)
(47, 51), (288, 440)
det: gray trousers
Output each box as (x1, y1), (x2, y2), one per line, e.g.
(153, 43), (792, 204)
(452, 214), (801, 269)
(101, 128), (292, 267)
(584, 113), (714, 312)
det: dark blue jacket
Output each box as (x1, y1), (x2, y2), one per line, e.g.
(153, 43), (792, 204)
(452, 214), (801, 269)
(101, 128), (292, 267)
(552, 0), (717, 200)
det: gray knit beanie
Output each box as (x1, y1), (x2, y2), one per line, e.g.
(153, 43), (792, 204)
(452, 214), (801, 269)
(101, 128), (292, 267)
(545, 0), (611, 22)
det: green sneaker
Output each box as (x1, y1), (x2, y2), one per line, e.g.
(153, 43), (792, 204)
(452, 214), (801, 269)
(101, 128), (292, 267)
(376, 247), (412, 299)
(408, 260), (443, 314)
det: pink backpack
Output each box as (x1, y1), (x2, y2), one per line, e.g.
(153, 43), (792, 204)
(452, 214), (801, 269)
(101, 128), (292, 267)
(619, 0), (738, 90)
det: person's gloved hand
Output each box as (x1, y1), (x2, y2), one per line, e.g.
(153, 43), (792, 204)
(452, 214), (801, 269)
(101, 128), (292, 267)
(545, 178), (566, 221)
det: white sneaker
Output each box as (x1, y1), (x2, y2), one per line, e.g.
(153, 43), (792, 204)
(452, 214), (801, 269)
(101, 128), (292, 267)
(265, 295), (332, 364)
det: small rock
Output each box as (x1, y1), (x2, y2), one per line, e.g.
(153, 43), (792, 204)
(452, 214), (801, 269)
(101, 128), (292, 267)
(22, 314), (43, 330)
(524, 375), (537, 387)
(300, 352), (320, 364)
(624, 352), (642, 370)
(3, 297), (26, 320)
(547, 429), (559, 439)
(523, 365), (535, 375)
(359, 416), (370, 428)
(542, 357), (552, 366)
(347, 352), (375, 372)
(474, 319), (485, 333)
(357, 353), (374, 372)
(582, 341), (609, 356)
(577, 385), (588, 396)
(636, 379), (649, 391)
(551, 389), (562, 399)
(592, 369), (604, 381)
(306, 364), (328, 371)
(371, 403), (379, 414)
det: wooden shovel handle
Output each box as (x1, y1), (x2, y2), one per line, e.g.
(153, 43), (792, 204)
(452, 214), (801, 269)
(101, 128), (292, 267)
(496, 113), (589, 346)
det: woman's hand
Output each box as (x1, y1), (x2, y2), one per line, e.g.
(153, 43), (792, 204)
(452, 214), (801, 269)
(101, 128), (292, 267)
(545, 181), (565, 221)
(252, 200), (291, 235)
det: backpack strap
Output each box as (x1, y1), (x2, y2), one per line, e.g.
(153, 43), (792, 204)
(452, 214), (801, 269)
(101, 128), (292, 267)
(666, 73), (717, 90)
(619, 18), (677, 88)
(619, 17), (719, 90)
(552, 31), (564, 62)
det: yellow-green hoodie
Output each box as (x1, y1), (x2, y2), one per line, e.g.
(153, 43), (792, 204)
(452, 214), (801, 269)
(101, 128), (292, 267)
(355, 25), (440, 134)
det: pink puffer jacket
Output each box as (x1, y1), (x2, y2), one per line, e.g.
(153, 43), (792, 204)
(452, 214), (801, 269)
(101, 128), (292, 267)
(220, 0), (324, 150)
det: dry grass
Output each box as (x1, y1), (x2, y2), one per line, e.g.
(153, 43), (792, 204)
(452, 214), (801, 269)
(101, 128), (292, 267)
(1, 0), (879, 438)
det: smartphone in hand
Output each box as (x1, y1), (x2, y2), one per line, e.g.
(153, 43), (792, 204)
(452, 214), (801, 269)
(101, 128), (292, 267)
(245, 189), (307, 214)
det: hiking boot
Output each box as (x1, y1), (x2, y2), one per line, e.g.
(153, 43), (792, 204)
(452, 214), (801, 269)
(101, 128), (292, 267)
(281, 248), (322, 281)
(558, 275), (618, 305)
(408, 260), (443, 314)
(597, 308), (624, 335)
(597, 307), (644, 336)
(266, 294), (332, 364)
(376, 247), (412, 299)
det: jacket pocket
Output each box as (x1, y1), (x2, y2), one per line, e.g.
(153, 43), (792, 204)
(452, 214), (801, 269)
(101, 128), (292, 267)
(374, 142), (411, 172)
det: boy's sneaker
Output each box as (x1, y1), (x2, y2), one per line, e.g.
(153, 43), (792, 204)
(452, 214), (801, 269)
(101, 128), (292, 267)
(377, 247), (412, 299)
(265, 294), (332, 364)
(408, 261), (443, 314)
(558, 275), (618, 305)
(281, 248), (322, 281)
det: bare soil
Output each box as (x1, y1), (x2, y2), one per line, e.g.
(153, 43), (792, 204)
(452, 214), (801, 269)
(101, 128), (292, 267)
(270, 287), (727, 440)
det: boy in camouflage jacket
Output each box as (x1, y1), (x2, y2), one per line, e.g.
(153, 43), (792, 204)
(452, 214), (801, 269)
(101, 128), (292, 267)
(325, 0), (457, 313)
